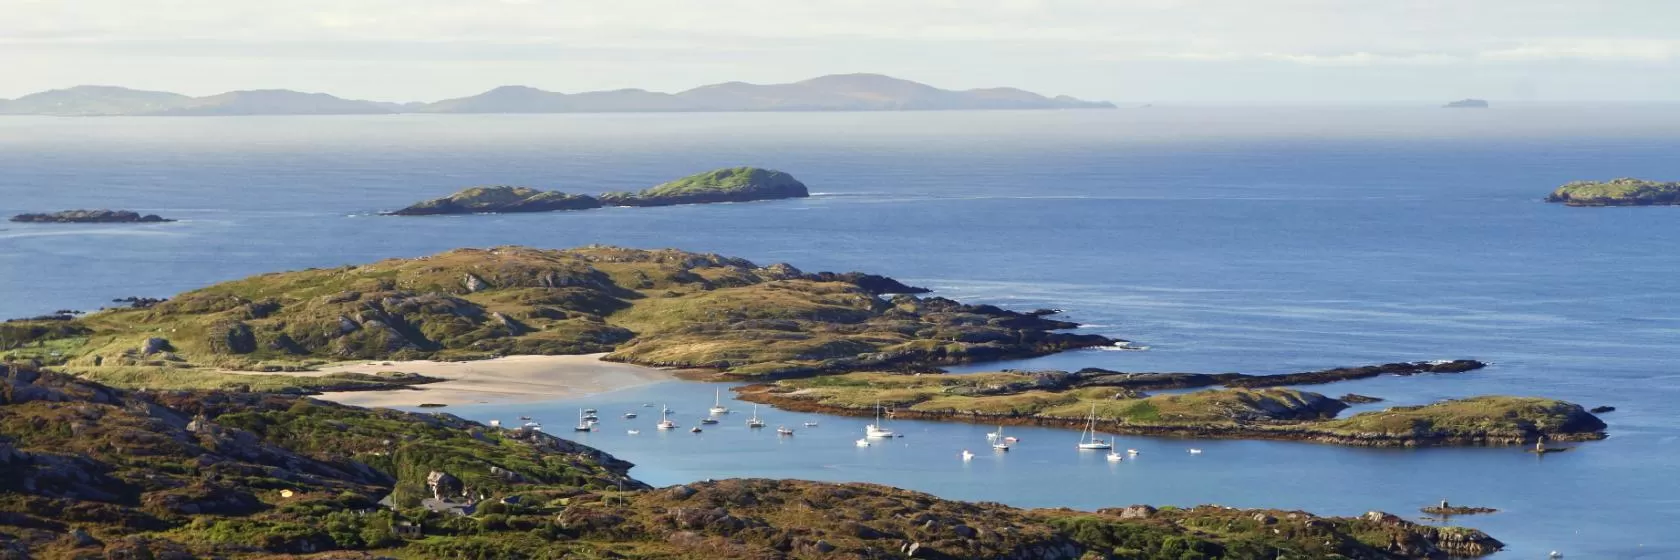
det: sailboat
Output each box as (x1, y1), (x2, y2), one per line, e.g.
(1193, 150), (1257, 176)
(777, 426), (794, 436)
(709, 388), (729, 414)
(573, 409), (592, 432)
(991, 425), (1012, 451)
(1076, 405), (1112, 450)
(656, 405), (678, 430)
(747, 404), (766, 428)
(865, 401), (895, 439)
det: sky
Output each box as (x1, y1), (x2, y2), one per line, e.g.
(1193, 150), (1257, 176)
(3, 0), (1679, 103)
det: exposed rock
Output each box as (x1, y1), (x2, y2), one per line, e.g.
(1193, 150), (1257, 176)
(9, 210), (174, 223)
(1590, 405), (1615, 413)
(139, 337), (172, 355)
(426, 471), (462, 501)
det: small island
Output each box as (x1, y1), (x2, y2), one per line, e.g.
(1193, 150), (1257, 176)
(1546, 178), (1680, 207)
(1443, 99), (1489, 109)
(734, 368), (1609, 448)
(388, 166), (808, 216)
(9, 209), (174, 223)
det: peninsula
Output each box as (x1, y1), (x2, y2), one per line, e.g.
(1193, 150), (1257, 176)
(389, 167), (808, 216)
(9, 209), (174, 223)
(1, 246), (1117, 391)
(0, 363), (1504, 559)
(734, 367), (1609, 448)
(0, 74), (1114, 116)
(1546, 178), (1680, 207)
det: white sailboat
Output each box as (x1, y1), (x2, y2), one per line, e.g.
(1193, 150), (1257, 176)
(747, 404), (766, 428)
(865, 401), (895, 439)
(709, 388), (730, 414)
(573, 409), (592, 432)
(991, 425), (1012, 451)
(656, 405), (678, 430)
(1076, 405), (1112, 450)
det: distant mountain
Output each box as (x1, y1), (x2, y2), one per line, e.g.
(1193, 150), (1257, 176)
(154, 90), (393, 116)
(0, 85), (191, 116)
(1443, 98), (1490, 109)
(0, 74), (1112, 116)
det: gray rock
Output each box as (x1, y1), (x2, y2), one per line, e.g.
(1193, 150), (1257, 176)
(140, 337), (172, 355)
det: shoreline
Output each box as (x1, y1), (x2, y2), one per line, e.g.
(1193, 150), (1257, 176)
(229, 353), (674, 408)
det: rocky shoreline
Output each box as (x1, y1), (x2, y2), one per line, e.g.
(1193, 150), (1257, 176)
(1, 363), (1503, 559)
(9, 209), (174, 223)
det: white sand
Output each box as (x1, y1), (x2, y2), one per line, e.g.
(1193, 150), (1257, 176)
(241, 354), (673, 408)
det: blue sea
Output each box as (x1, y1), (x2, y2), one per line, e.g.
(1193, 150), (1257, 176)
(3, 107), (1679, 558)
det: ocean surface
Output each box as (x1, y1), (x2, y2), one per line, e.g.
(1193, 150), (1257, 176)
(3, 107), (1679, 558)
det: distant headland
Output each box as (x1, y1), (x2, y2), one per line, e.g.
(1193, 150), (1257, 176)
(1442, 99), (1489, 109)
(0, 74), (1115, 116)
(1546, 178), (1680, 207)
(9, 210), (174, 224)
(388, 167), (809, 216)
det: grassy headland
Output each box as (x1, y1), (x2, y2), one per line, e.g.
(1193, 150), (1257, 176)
(1, 246), (1115, 385)
(735, 368), (1608, 447)
(0, 363), (1504, 559)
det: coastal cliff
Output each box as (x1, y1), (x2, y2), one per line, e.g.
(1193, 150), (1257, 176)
(9, 209), (174, 223)
(1546, 178), (1680, 207)
(735, 368), (1608, 448)
(388, 167), (809, 216)
(0, 363), (1503, 559)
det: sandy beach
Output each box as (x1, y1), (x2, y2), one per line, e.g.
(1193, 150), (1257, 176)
(258, 353), (674, 408)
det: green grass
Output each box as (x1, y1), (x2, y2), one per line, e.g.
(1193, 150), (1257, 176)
(636, 167), (803, 197)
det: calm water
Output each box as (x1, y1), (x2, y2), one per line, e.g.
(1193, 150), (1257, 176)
(3, 108), (1679, 558)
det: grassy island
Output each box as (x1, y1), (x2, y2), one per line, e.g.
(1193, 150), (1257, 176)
(735, 369), (1607, 447)
(0, 246), (1114, 388)
(1546, 178), (1680, 207)
(389, 167), (809, 216)
(0, 364), (1504, 559)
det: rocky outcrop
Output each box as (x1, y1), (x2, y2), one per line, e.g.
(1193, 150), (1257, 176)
(388, 186), (603, 216)
(10, 210), (174, 223)
(389, 167), (808, 216)
(1547, 178), (1680, 207)
(1073, 360), (1487, 391)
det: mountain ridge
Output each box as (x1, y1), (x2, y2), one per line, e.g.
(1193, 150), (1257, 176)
(0, 73), (1113, 116)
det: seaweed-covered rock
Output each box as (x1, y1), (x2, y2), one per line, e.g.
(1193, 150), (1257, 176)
(10, 210), (173, 223)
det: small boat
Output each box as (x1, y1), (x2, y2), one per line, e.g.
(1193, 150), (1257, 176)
(583, 413), (599, 422)
(1127, 449), (1139, 455)
(855, 438), (871, 447)
(519, 415), (533, 421)
(777, 426), (794, 436)
(865, 401), (895, 439)
(961, 449), (975, 461)
(643, 403), (654, 408)
(656, 405), (678, 430)
(624, 412), (638, 419)
(690, 426), (702, 433)
(488, 419), (501, 427)
(1188, 448), (1203, 455)
(803, 420), (819, 427)
(583, 408), (597, 414)
(708, 388), (730, 415)
(992, 425), (1012, 451)
(1107, 450), (1123, 462)
(747, 405), (767, 428)
(522, 421), (542, 429)
(700, 417), (719, 425)
(627, 429), (640, 435)
(1076, 405), (1113, 450)
(574, 409), (592, 432)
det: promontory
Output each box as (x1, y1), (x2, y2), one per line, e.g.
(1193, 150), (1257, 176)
(1546, 178), (1680, 207)
(388, 167), (808, 216)
(9, 209), (174, 223)
(2, 245), (1117, 386)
